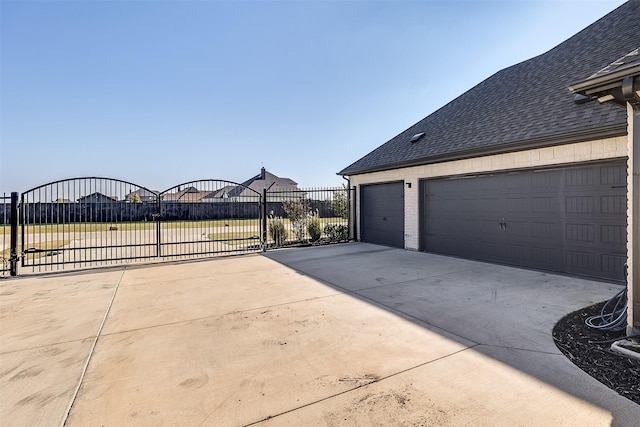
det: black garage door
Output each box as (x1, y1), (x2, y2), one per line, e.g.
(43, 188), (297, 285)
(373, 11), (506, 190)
(420, 162), (627, 282)
(361, 182), (404, 248)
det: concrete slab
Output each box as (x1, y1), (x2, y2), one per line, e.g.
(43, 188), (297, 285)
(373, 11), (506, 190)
(0, 270), (123, 352)
(67, 291), (470, 426)
(266, 246), (621, 353)
(266, 348), (618, 427)
(102, 255), (339, 334)
(265, 244), (640, 424)
(0, 270), (123, 427)
(2, 243), (639, 426)
(1, 340), (92, 427)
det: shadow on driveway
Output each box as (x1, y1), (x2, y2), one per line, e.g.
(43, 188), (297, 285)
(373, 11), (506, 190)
(263, 242), (640, 425)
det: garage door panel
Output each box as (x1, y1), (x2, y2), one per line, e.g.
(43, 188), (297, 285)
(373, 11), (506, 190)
(361, 182), (404, 248)
(601, 224), (626, 244)
(530, 246), (563, 269)
(480, 240), (506, 261)
(426, 236), (480, 257)
(421, 162), (627, 282)
(601, 254), (626, 276)
(531, 222), (560, 239)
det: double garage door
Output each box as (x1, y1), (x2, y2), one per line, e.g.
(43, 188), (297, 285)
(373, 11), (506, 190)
(421, 162), (627, 282)
(361, 162), (627, 282)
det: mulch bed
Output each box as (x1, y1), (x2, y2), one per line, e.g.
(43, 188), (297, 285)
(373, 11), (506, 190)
(552, 301), (640, 405)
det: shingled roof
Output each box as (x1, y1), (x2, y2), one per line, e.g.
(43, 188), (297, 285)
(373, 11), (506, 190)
(340, 1), (640, 176)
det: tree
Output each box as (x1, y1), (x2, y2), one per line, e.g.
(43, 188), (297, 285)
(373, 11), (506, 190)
(127, 193), (142, 203)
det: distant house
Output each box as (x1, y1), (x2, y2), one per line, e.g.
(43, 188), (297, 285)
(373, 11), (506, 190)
(125, 188), (158, 202)
(202, 168), (301, 202)
(77, 193), (118, 204)
(161, 187), (212, 203)
(238, 167), (299, 194)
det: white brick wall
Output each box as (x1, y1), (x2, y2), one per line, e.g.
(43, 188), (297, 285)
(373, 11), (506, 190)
(350, 136), (628, 250)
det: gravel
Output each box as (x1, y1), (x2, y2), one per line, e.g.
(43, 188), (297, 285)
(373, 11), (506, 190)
(552, 301), (640, 405)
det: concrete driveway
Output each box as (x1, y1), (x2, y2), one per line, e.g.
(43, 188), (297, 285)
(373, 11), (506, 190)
(1, 243), (638, 426)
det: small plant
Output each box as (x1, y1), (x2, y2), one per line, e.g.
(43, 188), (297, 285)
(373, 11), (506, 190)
(307, 217), (322, 242)
(324, 224), (349, 242)
(268, 217), (287, 246)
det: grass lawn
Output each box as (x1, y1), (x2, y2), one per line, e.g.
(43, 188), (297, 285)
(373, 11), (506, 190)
(1, 218), (346, 235)
(1, 240), (71, 261)
(0, 219), (263, 235)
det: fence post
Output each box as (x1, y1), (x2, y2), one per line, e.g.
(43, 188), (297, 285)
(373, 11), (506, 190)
(10, 192), (18, 276)
(156, 196), (161, 257)
(262, 188), (267, 251)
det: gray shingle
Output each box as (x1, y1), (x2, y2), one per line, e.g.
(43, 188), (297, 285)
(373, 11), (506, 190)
(340, 1), (640, 176)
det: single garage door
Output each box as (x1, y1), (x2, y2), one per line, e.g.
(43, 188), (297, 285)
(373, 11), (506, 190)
(420, 162), (627, 282)
(361, 182), (404, 248)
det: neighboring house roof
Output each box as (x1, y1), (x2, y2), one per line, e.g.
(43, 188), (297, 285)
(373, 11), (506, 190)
(339, 1), (640, 176)
(77, 192), (118, 203)
(125, 188), (158, 199)
(202, 185), (237, 200)
(162, 187), (211, 202)
(161, 169), (300, 202)
(231, 167), (299, 197)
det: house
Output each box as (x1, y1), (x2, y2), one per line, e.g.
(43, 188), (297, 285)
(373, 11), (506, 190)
(569, 46), (640, 334)
(77, 192), (118, 203)
(202, 168), (301, 202)
(161, 187), (212, 203)
(125, 188), (158, 202)
(238, 167), (299, 194)
(339, 1), (639, 290)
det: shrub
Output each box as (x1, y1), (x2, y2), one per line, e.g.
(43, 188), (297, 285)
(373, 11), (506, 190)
(269, 218), (287, 246)
(331, 185), (349, 220)
(282, 198), (309, 241)
(324, 224), (349, 242)
(307, 217), (322, 242)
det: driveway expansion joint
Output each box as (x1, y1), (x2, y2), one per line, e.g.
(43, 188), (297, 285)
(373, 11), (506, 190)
(242, 345), (479, 426)
(61, 267), (126, 426)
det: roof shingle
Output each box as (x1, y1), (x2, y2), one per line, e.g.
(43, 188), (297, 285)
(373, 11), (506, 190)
(340, 1), (640, 176)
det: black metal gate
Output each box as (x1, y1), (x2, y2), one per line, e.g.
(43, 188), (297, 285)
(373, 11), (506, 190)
(18, 177), (263, 272)
(157, 180), (262, 258)
(3, 177), (353, 274)
(20, 178), (160, 271)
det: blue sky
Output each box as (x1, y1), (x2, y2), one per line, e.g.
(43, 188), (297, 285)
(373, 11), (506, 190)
(0, 0), (627, 193)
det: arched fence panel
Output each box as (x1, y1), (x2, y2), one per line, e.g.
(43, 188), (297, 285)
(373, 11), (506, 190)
(20, 177), (160, 271)
(158, 180), (263, 258)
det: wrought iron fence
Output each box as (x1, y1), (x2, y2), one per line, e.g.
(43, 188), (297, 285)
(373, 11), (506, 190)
(264, 187), (355, 248)
(0, 178), (354, 275)
(1, 194), (10, 276)
(158, 180), (262, 259)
